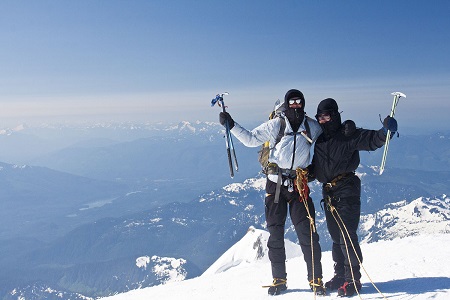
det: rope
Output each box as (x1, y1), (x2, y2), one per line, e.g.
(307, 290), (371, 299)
(295, 168), (317, 299)
(327, 203), (361, 299)
(325, 197), (389, 300)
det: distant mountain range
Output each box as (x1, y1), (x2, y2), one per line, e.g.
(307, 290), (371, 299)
(0, 161), (128, 241)
(2, 121), (449, 173)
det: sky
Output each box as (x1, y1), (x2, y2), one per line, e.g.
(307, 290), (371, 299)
(101, 228), (450, 300)
(0, 1), (449, 132)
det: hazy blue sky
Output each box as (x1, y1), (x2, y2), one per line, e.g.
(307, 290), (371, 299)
(0, 1), (449, 132)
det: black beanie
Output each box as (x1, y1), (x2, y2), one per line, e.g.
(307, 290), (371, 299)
(284, 89), (305, 108)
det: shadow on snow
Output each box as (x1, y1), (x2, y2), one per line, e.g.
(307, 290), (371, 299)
(365, 277), (450, 295)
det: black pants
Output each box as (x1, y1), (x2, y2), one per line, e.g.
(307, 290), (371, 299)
(325, 195), (362, 281)
(265, 179), (322, 281)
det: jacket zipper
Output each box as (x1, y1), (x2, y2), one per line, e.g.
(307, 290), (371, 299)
(290, 132), (297, 170)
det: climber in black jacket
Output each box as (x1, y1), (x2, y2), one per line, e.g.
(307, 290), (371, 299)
(310, 98), (397, 297)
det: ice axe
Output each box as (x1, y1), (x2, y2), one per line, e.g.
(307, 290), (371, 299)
(211, 92), (239, 178)
(379, 92), (406, 175)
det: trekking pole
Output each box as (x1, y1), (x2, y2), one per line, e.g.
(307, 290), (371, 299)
(379, 92), (406, 175)
(211, 92), (238, 178)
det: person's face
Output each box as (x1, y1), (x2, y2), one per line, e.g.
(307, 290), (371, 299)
(317, 112), (331, 124)
(288, 97), (303, 109)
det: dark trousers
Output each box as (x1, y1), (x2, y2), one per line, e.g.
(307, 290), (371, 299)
(325, 195), (362, 281)
(265, 179), (322, 281)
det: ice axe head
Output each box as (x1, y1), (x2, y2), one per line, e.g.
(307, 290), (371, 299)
(211, 92), (229, 107)
(388, 92), (406, 117)
(391, 92), (406, 99)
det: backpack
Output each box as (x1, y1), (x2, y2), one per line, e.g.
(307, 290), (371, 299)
(257, 99), (312, 173)
(257, 100), (286, 170)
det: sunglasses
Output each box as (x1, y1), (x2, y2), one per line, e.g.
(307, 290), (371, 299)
(289, 98), (303, 105)
(317, 112), (331, 121)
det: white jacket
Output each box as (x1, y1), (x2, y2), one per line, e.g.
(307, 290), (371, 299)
(230, 115), (322, 182)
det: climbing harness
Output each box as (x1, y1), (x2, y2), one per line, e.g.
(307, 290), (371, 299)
(324, 172), (354, 192)
(267, 164), (296, 203)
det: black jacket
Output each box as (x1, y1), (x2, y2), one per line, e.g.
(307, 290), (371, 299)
(312, 121), (387, 198)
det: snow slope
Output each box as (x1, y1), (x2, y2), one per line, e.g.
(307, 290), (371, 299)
(102, 228), (450, 300)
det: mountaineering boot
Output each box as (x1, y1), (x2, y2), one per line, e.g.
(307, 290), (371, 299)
(337, 280), (362, 297)
(266, 278), (287, 295)
(325, 274), (345, 290)
(309, 278), (326, 296)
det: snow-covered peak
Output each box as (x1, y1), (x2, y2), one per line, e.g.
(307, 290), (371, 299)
(12, 124), (27, 132)
(177, 121), (197, 133)
(101, 233), (450, 300)
(223, 177), (266, 193)
(0, 124), (28, 135)
(149, 256), (187, 285)
(360, 195), (450, 243)
(202, 226), (300, 276)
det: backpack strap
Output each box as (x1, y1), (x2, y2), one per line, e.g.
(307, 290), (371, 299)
(274, 170), (283, 203)
(304, 118), (311, 139)
(302, 118), (313, 144)
(274, 117), (286, 146)
(274, 116), (314, 146)
(272, 118), (286, 204)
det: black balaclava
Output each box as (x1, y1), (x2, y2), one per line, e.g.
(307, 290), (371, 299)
(316, 98), (342, 139)
(284, 89), (305, 132)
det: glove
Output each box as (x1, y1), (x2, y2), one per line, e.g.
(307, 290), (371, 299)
(306, 164), (316, 182)
(382, 116), (398, 135)
(219, 112), (235, 129)
(342, 120), (356, 137)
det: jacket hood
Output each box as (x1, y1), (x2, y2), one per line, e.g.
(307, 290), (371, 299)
(316, 98), (338, 116)
(284, 89), (305, 108)
(284, 89), (305, 132)
(316, 98), (341, 138)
